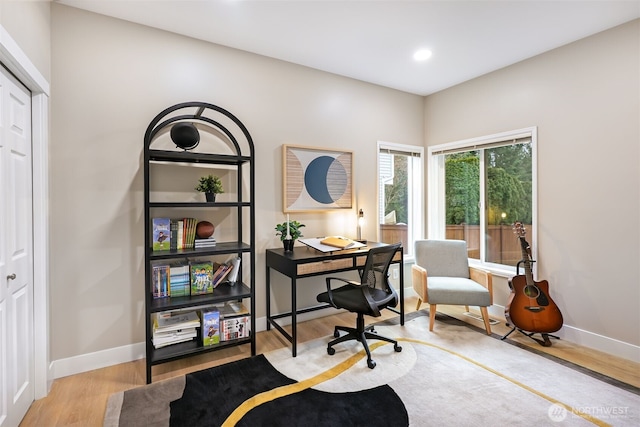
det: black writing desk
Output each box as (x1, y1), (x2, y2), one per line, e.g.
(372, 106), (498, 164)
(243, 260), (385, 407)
(265, 242), (404, 356)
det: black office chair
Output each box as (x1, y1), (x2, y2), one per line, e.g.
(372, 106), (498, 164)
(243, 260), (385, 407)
(316, 243), (402, 369)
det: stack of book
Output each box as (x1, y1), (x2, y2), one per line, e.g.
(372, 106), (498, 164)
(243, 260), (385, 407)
(152, 310), (200, 349)
(194, 237), (216, 248)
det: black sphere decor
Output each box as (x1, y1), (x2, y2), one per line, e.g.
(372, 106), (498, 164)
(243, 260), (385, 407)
(170, 122), (200, 150)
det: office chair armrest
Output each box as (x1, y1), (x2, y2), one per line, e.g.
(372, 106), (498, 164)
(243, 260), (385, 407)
(324, 277), (360, 308)
(361, 286), (381, 317)
(469, 267), (493, 305)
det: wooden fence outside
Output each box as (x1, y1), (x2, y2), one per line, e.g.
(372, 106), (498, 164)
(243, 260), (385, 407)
(379, 223), (529, 265)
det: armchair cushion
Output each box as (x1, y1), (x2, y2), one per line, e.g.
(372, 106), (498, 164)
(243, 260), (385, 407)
(426, 277), (491, 306)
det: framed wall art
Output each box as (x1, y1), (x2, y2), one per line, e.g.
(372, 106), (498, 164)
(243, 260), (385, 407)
(283, 144), (353, 212)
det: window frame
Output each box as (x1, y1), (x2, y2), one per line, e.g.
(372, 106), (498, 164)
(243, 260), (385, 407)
(377, 141), (424, 263)
(427, 127), (538, 277)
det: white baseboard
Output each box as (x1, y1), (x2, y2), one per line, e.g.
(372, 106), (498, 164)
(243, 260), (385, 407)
(485, 303), (639, 363)
(50, 296), (639, 379)
(51, 342), (146, 379)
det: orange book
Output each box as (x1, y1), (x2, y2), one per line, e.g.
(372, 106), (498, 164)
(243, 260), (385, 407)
(320, 236), (355, 249)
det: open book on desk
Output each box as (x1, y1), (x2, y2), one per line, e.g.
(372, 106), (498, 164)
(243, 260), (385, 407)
(299, 237), (366, 253)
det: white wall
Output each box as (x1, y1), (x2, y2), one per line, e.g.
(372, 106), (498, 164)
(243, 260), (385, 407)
(424, 20), (639, 358)
(50, 4), (423, 365)
(0, 1), (50, 81)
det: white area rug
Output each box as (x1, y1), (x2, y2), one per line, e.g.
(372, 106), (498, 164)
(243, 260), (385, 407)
(265, 315), (639, 426)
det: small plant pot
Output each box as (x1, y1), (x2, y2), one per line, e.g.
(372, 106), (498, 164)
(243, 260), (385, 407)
(283, 239), (294, 252)
(205, 193), (216, 202)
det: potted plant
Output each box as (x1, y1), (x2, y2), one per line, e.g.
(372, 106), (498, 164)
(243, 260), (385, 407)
(195, 175), (224, 202)
(275, 219), (305, 251)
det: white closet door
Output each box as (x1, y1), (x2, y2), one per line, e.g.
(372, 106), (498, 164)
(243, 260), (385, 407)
(0, 66), (34, 427)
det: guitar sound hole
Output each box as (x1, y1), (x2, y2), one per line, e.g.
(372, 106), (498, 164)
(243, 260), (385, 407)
(524, 286), (540, 298)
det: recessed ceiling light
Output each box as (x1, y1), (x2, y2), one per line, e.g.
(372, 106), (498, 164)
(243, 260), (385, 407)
(413, 49), (433, 62)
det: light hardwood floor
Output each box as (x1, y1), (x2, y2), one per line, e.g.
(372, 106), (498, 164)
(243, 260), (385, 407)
(21, 295), (639, 426)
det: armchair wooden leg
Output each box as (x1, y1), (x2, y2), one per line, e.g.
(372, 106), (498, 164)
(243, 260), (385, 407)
(464, 305), (470, 312)
(480, 306), (492, 335)
(415, 298), (423, 311)
(429, 304), (437, 331)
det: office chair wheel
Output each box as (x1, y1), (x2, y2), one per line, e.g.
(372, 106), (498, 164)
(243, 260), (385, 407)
(394, 344), (402, 352)
(367, 359), (376, 369)
(333, 329), (340, 338)
(327, 346), (336, 355)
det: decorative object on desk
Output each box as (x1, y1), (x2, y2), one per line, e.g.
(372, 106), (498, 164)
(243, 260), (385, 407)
(195, 174), (224, 202)
(282, 239), (294, 252)
(275, 216), (305, 251)
(356, 208), (366, 243)
(283, 144), (353, 212)
(170, 122), (200, 150)
(298, 237), (366, 253)
(196, 220), (215, 239)
(320, 236), (356, 249)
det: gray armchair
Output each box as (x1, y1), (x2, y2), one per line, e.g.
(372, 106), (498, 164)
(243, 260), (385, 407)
(411, 239), (493, 334)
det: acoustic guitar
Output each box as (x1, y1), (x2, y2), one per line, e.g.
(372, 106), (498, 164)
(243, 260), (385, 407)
(505, 222), (563, 336)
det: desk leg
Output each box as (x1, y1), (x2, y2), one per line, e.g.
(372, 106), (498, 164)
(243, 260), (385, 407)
(266, 265), (271, 331)
(291, 277), (297, 357)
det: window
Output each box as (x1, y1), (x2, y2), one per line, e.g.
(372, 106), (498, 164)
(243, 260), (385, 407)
(428, 127), (536, 274)
(377, 142), (424, 260)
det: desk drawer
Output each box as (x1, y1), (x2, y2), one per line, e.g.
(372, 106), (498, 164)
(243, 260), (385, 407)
(297, 258), (353, 275)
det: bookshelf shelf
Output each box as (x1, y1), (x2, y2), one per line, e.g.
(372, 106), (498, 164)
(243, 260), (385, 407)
(143, 102), (256, 384)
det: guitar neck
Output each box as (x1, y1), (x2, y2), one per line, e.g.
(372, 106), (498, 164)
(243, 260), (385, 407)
(519, 237), (535, 285)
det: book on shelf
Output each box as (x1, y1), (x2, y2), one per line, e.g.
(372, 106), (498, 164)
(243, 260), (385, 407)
(169, 263), (190, 297)
(169, 220), (179, 251)
(209, 301), (250, 318)
(177, 219), (184, 249)
(152, 328), (197, 348)
(169, 218), (199, 250)
(153, 310), (200, 332)
(183, 217), (198, 249)
(190, 260), (214, 295)
(152, 218), (171, 251)
(194, 237), (216, 248)
(226, 256), (241, 283)
(201, 308), (220, 346)
(211, 262), (233, 288)
(151, 264), (170, 298)
(221, 316), (250, 341)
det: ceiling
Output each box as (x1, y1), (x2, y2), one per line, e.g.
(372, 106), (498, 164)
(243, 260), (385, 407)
(55, 0), (640, 96)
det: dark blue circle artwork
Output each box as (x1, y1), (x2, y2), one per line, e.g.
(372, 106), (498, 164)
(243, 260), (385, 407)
(304, 156), (348, 204)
